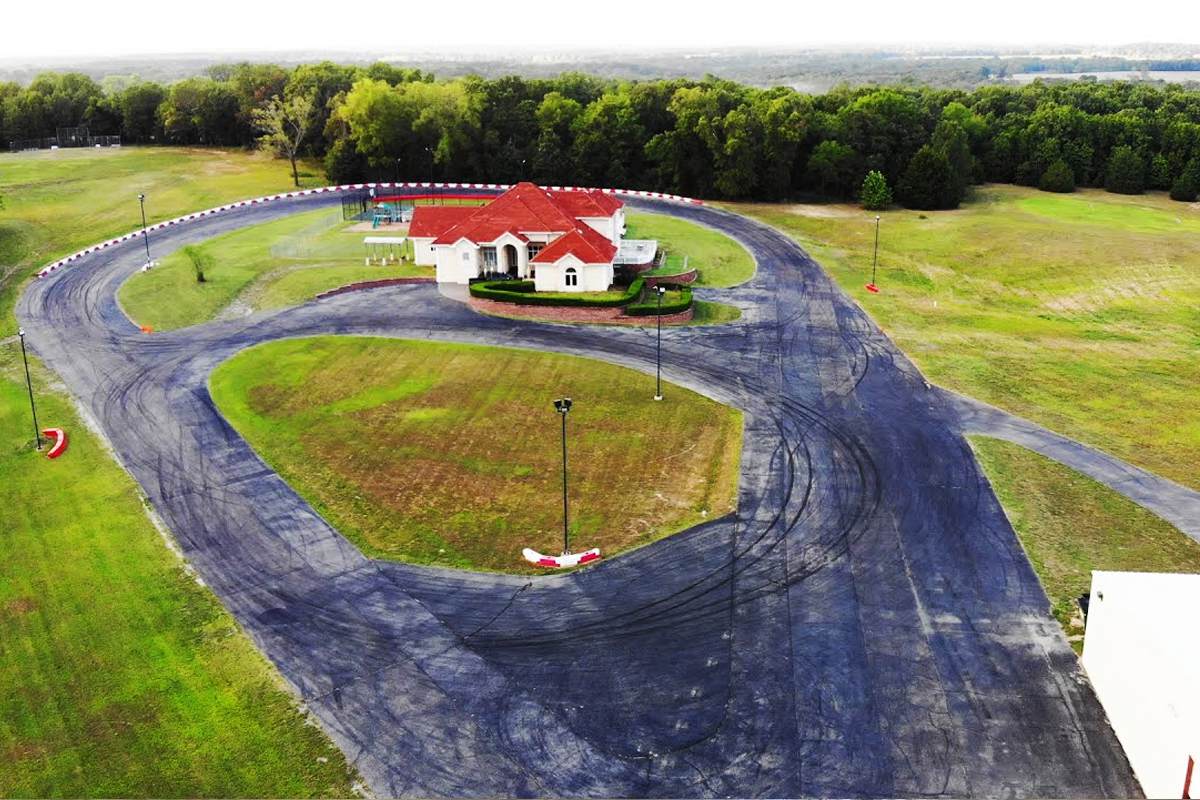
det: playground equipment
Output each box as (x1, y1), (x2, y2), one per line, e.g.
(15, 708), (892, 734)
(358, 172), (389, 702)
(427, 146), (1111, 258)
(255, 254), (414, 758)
(363, 236), (407, 265)
(371, 202), (406, 228)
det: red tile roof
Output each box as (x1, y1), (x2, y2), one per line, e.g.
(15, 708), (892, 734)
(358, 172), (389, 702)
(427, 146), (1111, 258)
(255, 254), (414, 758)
(532, 224), (617, 265)
(431, 182), (623, 249)
(408, 206), (476, 238)
(547, 188), (623, 217)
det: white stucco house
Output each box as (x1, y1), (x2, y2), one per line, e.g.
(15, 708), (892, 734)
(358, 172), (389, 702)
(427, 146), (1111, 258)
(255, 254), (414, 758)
(409, 182), (627, 292)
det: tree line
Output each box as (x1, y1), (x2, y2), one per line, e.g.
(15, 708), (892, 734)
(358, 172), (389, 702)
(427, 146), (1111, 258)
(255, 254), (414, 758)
(4, 64), (1200, 206)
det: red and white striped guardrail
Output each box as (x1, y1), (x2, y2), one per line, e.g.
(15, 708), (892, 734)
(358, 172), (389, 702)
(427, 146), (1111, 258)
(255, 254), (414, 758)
(42, 427), (68, 459)
(522, 547), (602, 569)
(35, 182), (703, 279)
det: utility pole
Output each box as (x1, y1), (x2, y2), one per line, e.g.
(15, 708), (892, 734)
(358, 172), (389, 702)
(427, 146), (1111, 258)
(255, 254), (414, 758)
(553, 397), (573, 555)
(17, 328), (42, 450)
(654, 285), (666, 401)
(138, 193), (152, 267)
(867, 214), (881, 292)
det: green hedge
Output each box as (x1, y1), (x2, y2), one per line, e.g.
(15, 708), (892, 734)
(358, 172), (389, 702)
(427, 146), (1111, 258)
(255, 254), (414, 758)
(626, 286), (694, 316)
(470, 277), (645, 307)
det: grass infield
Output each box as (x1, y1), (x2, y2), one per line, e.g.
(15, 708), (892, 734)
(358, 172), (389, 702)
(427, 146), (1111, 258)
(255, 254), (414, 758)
(119, 207), (431, 330)
(210, 336), (743, 573)
(625, 211), (755, 287)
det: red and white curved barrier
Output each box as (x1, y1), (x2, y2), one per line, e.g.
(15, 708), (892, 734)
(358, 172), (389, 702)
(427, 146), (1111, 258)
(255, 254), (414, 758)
(42, 427), (68, 459)
(522, 547), (601, 569)
(35, 182), (703, 279)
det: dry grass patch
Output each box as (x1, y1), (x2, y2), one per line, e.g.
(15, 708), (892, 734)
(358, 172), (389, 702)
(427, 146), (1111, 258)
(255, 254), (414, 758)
(210, 337), (743, 572)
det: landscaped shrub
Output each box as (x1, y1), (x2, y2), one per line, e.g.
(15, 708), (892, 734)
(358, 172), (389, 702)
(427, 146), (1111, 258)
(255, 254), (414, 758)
(625, 286), (694, 316)
(470, 277), (646, 307)
(1039, 160), (1075, 193)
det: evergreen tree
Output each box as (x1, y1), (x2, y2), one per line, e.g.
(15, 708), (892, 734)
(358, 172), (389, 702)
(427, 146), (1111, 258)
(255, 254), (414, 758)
(931, 119), (973, 204)
(1038, 159), (1075, 193)
(1105, 145), (1146, 195)
(898, 145), (957, 210)
(1169, 158), (1200, 202)
(860, 169), (893, 210)
(1149, 153), (1172, 190)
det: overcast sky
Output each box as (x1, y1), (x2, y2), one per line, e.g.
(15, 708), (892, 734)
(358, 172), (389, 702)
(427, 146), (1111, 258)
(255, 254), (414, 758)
(2, 0), (1198, 60)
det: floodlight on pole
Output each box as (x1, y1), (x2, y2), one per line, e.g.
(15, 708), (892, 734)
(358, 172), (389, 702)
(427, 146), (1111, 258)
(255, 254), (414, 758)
(137, 193), (153, 269)
(866, 215), (881, 293)
(654, 285), (666, 401)
(553, 397), (573, 555)
(17, 328), (42, 450)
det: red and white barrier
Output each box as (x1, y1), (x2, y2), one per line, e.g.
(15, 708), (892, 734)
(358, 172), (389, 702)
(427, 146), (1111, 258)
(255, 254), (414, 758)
(42, 427), (68, 459)
(34, 183), (703, 279)
(522, 547), (601, 569)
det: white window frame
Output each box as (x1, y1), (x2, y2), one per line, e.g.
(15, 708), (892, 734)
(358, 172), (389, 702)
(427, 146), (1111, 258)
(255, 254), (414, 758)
(564, 267), (578, 288)
(527, 243), (544, 261)
(481, 247), (498, 268)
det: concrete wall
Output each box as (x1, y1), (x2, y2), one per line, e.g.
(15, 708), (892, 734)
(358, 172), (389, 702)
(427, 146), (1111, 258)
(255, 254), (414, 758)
(412, 237), (436, 266)
(533, 257), (613, 292)
(576, 210), (624, 244)
(1083, 571), (1199, 799)
(434, 239), (481, 284)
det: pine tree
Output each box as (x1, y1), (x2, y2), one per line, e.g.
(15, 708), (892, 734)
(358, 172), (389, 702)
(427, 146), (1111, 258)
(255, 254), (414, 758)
(898, 145), (956, 210)
(860, 170), (893, 210)
(1169, 158), (1200, 202)
(1105, 145), (1146, 195)
(1038, 159), (1075, 193)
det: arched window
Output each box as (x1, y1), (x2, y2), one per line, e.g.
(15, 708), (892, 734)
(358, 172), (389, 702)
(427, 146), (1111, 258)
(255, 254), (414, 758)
(565, 267), (578, 288)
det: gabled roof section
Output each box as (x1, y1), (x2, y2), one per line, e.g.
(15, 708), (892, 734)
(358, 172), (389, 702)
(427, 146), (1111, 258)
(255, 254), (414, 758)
(433, 182), (576, 245)
(532, 224), (618, 265)
(547, 189), (624, 218)
(408, 206), (476, 238)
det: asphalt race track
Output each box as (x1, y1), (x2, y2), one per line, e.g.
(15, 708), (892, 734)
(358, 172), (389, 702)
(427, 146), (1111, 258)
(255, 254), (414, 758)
(17, 193), (1141, 798)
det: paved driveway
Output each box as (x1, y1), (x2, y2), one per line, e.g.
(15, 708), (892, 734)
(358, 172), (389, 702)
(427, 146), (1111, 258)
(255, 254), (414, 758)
(17, 195), (1140, 797)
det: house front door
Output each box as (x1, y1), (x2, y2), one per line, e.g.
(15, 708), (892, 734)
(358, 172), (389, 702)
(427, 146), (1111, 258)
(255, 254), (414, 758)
(503, 244), (519, 277)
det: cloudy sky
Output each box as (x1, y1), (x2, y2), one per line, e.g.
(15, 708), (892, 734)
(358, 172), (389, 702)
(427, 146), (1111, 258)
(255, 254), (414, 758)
(2, 0), (1198, 60)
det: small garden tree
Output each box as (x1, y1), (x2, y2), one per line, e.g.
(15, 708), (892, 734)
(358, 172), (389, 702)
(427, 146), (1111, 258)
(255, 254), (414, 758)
(1038, 159), (1075, 193)
(1169, 158), (1200, 202)
(182, 245), (213, 283)
(1105, 145), (1145, 195)
(860, 170), (893, 210)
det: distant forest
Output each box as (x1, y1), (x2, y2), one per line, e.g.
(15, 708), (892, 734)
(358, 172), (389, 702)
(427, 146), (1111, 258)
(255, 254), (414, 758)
(4, 62), (1200, 208)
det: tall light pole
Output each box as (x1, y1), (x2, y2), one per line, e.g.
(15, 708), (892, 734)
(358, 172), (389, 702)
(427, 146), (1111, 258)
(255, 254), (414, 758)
(654, 285), (666, 401)
(553, 397), (573, 555)
(138, 193), (152, 268)
(395, 157), (402, 186)
(17, 328), (42, 450)
(867, 214), (881, 292)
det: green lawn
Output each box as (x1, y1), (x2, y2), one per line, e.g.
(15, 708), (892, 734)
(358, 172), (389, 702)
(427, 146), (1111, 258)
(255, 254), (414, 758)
(625, 211), (755, 287)
(689, 300), (742, 325)
(119, 208), (431, 330)
(970, 436), (1200, 652)
(732, 185), (1200, 491)
(0, 147), (323, 333)
(0, 343), (354, 796)
(1, 146), (361, 795)
(210, 337), (743, 573)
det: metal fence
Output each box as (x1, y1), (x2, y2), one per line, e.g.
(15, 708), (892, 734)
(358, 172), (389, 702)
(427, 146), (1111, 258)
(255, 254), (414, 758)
(7, 132), (121, 152)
